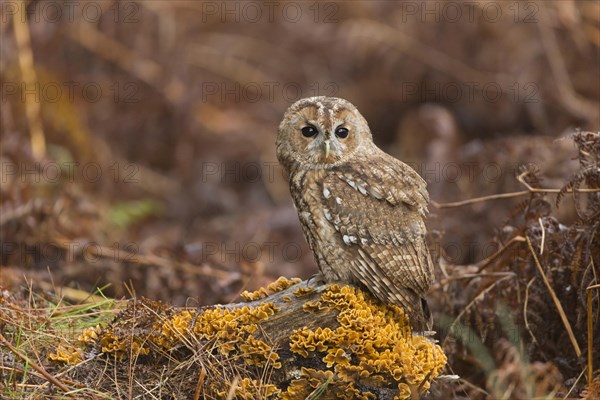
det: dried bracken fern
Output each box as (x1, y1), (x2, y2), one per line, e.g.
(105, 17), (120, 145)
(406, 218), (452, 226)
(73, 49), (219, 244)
(580, 374), (600, 400)
(436, 131), (600, 399)
(557, 131), (600, 216)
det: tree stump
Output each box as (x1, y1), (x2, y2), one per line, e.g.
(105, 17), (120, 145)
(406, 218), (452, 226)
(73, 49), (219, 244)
(58, 277), (447, 399)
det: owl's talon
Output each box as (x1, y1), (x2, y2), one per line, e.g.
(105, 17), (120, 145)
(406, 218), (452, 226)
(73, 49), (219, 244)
(307, 273), (326, 287)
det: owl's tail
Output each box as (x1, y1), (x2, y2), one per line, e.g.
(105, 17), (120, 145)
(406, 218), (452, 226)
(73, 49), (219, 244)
(400, 290), (432, 333)
(419, 297), (433, 332)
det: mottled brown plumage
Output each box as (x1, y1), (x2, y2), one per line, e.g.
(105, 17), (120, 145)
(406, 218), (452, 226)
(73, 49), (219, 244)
(276, 97), (434, 331)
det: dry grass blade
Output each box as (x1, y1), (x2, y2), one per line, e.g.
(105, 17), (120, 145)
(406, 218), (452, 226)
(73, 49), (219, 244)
(523, 277), (540, 349)
(563, 367), (587, 400)
(0, 333), (73, 396)
(442, 274), (515, 348)
(475, 236), (527, 273)
(225, 375), (240, 400)
(36, 281), (107, 305)
(306, 376), (333, 400)
(194, 366), (207, 400)
(587, 283), (600, 384)
(525, 236), (581, 358)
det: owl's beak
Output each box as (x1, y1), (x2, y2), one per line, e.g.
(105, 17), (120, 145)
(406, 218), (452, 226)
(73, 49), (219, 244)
(323, 140), (330, 159)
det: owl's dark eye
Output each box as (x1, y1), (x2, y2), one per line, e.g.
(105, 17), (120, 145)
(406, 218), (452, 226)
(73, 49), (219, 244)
(335, 127), (349, 139)
(301, 126), (318, 138)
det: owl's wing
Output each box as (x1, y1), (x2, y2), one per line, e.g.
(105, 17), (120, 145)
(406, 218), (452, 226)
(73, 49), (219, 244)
(322, 153), (433, 328)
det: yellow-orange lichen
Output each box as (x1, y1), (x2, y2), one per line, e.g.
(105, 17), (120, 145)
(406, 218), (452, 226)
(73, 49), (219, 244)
(286, 284), (447, 399)
(292, 286), (314, 297)
(283, 367), (373, 400)
(213, 377), (281, 399)
(76, 325), (100, 345)
(98, 330), (150, 357)
(267, 276), (302, 292)
(152, 302), (281, 371)
(77, 296), (282, 379)
(99, 331), (127, 354)
(241, 287), (269, 301)
(48, 345), (82, 365)
(241, 276), (302, 301)
(302, 300), (330, 313)
(69, 279), (445, 398)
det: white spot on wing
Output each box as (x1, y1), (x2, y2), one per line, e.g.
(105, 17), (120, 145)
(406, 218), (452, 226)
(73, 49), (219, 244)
(357, 184), (367, 196)
(343, 234), (357, 245)
(335, 197), (342, 205)
(323, 187), (331, 199)
(323, 209), (332, 221)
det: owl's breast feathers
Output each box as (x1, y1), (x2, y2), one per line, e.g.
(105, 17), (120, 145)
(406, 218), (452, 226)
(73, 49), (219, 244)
(289, 151), (433, 330)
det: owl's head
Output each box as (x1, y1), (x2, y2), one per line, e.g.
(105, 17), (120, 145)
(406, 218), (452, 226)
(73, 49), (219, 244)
(276, 96), (373, 170)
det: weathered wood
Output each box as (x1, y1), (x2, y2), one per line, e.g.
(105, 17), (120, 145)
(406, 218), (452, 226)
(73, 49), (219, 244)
(81, 278), (447, 399)
(213, 279), (446, 398)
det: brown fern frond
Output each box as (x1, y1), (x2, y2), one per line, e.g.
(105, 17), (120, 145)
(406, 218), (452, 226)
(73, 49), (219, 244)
(570, 238), (586, 287)
(580, 374), (600, 400)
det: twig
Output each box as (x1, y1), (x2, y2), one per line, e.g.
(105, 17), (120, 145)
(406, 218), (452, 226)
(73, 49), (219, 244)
(525, 236), (581, 357)
(457, 377), (491, 397)
(431, 272), (516, 291)
(0, 365), (85, 389)
(538, 218), (546, 255)
(0, 333), (74, 396)
(563, 367), (587, 400)
(37, 352), (102, 392)
(12, 0), (45, 160)
(523, 277), (540, 349)
(442, 275), (514, 348)
(426, 236), (528, 283)
(432, 191), (530, 209)
(475, 236), (527, 272)
(432, 174), (599, 209)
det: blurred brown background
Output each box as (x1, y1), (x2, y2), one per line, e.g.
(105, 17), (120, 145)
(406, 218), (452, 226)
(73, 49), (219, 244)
(2, 0), (599, 299)
(2, 1), (600, 397)
(2, 0), (598, 300)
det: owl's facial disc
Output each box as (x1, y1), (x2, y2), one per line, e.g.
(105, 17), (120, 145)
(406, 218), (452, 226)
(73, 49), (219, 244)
(277, 97), (373, 170)
(296, 109), (359, 164)
(302, 126), (346, 163)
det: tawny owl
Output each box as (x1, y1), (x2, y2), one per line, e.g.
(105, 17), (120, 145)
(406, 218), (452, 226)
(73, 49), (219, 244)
(276, 96), (434, 331)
